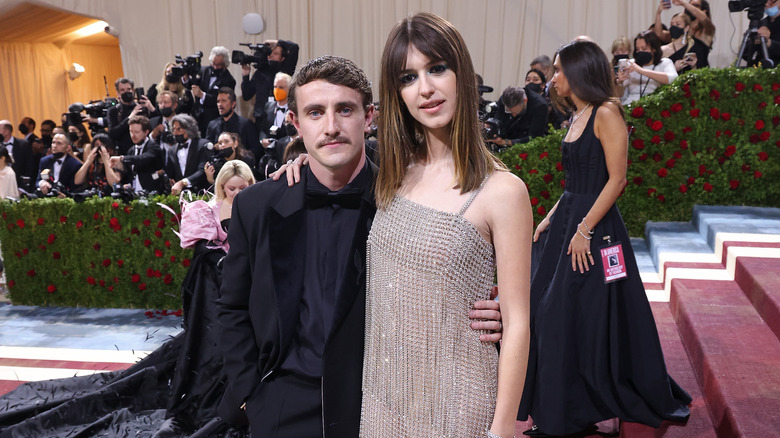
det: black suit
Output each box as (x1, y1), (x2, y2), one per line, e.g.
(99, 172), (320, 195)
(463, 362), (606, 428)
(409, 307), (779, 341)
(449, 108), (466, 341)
(164, 138), (212, 193)
(217, 165), (376, 437)
(3, 137), (35, 189)
(256, 101), (289, 140)
(120, 138), (165, 192)
(107, 102), (137, 155)
(194, 66), (236, 135)
(205, 112), (260, 159)
(36, 153), (81, 192)
(495, 89), (550, 145)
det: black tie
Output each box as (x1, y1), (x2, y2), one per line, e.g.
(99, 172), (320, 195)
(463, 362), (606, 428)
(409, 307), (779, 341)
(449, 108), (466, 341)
(305, 187), (362, 209)
(55, 159), (63, 165)
(177, 142), (189, 151)
(134, 145), (143, 155)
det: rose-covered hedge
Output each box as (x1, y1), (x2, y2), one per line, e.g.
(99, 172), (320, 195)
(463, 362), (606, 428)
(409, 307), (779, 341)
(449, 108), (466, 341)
(498, 67), (780, 236)
(0, 195), (190, 309)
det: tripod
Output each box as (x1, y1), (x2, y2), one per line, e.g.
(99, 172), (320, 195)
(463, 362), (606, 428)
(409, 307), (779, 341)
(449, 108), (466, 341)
(734, 14), (775, 68)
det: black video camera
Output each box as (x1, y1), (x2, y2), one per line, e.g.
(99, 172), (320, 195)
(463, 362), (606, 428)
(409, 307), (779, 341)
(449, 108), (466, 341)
(67, 98), (119, 135)
(172, 51), (204, 88)
(110, 183), (138, 203)
(232, 43), (272, 67)
(728, 0), (766, 20)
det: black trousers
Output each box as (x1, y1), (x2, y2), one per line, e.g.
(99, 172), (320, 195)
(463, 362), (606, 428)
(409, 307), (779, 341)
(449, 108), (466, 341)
(247, 371), (323, 437)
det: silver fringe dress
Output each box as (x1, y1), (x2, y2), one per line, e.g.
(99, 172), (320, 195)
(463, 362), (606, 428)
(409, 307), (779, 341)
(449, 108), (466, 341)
(360, 181), (498, 438)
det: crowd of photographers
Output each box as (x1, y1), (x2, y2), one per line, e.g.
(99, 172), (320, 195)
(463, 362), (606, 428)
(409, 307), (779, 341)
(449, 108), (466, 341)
(2, 0), (778, 202)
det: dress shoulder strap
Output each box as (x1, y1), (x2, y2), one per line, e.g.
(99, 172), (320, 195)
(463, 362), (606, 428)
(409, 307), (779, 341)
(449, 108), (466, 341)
(457, 174), (491, 216)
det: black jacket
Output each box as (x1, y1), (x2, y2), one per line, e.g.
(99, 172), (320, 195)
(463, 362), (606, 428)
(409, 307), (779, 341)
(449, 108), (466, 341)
(5, 137), (35, 188)
(241, 40), (299, 117)
(36, 153), (81, 192)
(194, 66), (237, 135)
(120, 138), (165, 192)
(164, 138), (212, 192)
(217, 165), (376, 437)
(496, 89), (549, 145)
(205, 113), (261, 159)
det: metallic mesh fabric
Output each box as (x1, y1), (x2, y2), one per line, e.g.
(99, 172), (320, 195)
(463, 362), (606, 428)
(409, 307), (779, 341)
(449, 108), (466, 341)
(360, 187), (498, 437)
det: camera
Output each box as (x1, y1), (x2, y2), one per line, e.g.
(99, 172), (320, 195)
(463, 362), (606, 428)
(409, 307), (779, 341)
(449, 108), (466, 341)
(160, 130), (175, 145)
(728, 0), (765, 13)
(172, 51), (204, 88)
(268, 123), (296, 139)
(67, 98), (119, 136)
(110, 183), (138, 203)
(232, 43), (272, 67)
(71, 187), (100, 203)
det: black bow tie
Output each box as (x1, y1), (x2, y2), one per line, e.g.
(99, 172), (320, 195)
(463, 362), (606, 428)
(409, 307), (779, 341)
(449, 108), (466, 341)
(55, 159), (63, 165)
(177, 143), (189, 151)
(305, 187), (363, 209)
(2, 142), (11, 147)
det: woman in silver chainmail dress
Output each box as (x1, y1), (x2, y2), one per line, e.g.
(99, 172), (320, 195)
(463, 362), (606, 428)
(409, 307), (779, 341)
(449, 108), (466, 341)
(359, 13), (532, 438)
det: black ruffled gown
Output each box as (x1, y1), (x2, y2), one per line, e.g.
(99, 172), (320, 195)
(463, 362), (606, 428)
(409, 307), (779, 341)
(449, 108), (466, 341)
(518, 107), (691, 436)
(0, 227), (246, 437)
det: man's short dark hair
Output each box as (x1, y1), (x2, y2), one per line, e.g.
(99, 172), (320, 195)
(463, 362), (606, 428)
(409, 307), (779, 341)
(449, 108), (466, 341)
(115, 77), (135, 90)
(128, 115), (151, 132)
(171, 114), (201, 140)
(22, 117), (36, 129)
(288, 55), (373, 114)
(501, 86), (526, 108)
(41, 119), (56, 129)
(218, 87), (236, 102)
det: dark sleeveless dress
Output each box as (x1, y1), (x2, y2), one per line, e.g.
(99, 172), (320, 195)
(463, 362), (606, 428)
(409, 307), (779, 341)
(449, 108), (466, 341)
(668, 36), (710, 72)
(517, 107), (691, 436)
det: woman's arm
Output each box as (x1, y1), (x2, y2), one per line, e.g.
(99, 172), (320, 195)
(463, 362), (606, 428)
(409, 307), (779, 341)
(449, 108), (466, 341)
(654, 1), (672, 43)
(625, 59), (677, 85)
(484, 172), (532, 438)
(74, 147), (97, 186)
(534, 198), (560, 242)
(100, 148), (121, 186)
(674, 0), (715, 40)
(568, 102), (628, 273)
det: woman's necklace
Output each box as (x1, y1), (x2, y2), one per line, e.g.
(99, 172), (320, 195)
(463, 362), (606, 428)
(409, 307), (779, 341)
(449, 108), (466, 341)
(570, 103), (591, 127)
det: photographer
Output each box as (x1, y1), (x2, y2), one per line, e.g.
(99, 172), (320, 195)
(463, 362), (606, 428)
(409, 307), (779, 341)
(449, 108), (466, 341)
(489, 86), (549, 148)
(109, 115), (165, 194)
(106, 77), (146, 155)
(36, 133), (81, 196)
(240, 39), (299, 130)
(192, 46), (236, 135)
(149, 90), (179, 151)
(742, 0), (780, 66)
(257, 73), (293, 147)
(204, 132), (255, 185)
(74, 133), (120, 195)
(146, 62), (195, 117)
(165, 114), (212, 195)
(205, 87), (260, 157)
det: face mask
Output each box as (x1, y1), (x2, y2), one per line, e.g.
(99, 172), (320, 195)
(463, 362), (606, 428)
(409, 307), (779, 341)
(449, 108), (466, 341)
(215, 147), (233, 159)
(160, 107), (174, 117)
(18, 124), (29, 135)
(174, 134), (186, 144)
(52, 151), (65, 160)
(273, 88), (288, 102)
(634, 51), (653, 66)
(212, 67), (224, 76)
(68, 132), (80, 142)
(670, 25), (685, 40)
(121, 91), (134, 103)
(526, 83), (542, 94)
(165, 74), (178, 83)
(767, 6), (780, 17)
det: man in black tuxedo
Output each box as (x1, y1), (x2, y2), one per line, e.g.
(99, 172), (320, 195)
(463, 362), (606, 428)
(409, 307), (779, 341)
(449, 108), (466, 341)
(109, 115), (165, 193)
(166, 114), (212, 195)
(149, 90), (179, 151)
(217, 56), (501, 437)
(18, 117), (37, 144)
(107, 77), (145, 155)
(0, 120), (35, 189)
(204, 87), (260, 158)
(490, 86), (549, 148)
(192, 46), (236, 136)
(36, 133), (81, 195)
(240, 39), (299, 130)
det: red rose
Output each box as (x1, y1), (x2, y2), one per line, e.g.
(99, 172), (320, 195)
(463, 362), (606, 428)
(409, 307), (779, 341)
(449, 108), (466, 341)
(682, 126), (692, 133)
(730, 180), (740, 189)
(16, 219), (25, 228)
(759, 102), (768, 110)
(182, 259), (191, 267)
(23, 248), (29, 255)
(709, 108), (720, 120)
(155, 249), (163, 258)
(758, 151), (769, 161)
(112, 202), (119, 210)
(514, 164), (521, 170)
(673, 151), (682, 159)
(560, 180), (566, 188)
(632, 139), (645, 150)
(754, 84), (763, 91)
(87, 277), (96, 285)
(735, 82), (745, 91)
(665, 159), (676, 169)
(658, 195), (666, 203)
(155, 210), (164, 219)
(519, 153), (528, 160)
(742, 164), (751, 172)
(679, 184), (688, 193)
(556, 162), (563, 171)
(725, 145), (736, 157)
(651, 120), (663, 131)
(755, 170), (763, 179)
(653, 153), (663, 162)
(756, 120), (765, 130)
(715, 130), (722, 138)
(117, 259), (124, 267)
(721, 112), (731, 121)
(59, 216), (67, 223)
(144, 239), (151, 247)
(651, 135), (661, 144)
(113, 277), (119, 284)
(157, 220), (165, 229)
(718, 156), (726, 165)
(775, 95), (780, 105)
(7, 280), (14, 289)
(163, 274), (173, 285)
(710, 89), (721, 101)
(154, 230), (162, 238)
(143, 219), (151, 227)
(773, 116), (780, 126)
(146, 268), (155, 277)
(750, 134), (760, 144)
(639, 153), (648, 161)
(537, 206), (546, 216)
(725, 130), (733, 137)
(47, 285), (56, 293)
(660, 110), (671, 118)
(170, 256), (177, 262)
(37, 218), (45, 225)
(76, 220), (83, 229)
(645, 117), (654, 128)
(540, 190), (550, 199)
(670, 103), (683, 112)
(139, 283), (147, 291)
(774, 83), (780, 91)
(108, 286), (114, 291)
(539, 151), (549, 159)
(26, 269), (36, 277)
(633, 176), (644, 185)
(631, 106), (645, 118)
(690, 109), (700, 117)
(530, 197), (539, 206)
(664, 131), (675, 142)
(131, 273), (141, 283)
(131, 227), (140, 235)
(93, 243), (101, 251)
(680, 140), (688, 149)
(529, 169), (538, 174)
(699, 165), (707, 176)
(52, 251), (61, 259)
(690, 99), (696, 107)
(648, 188), (657, 196)
(93, 212), (100, 220)
(657, 168), (668, 177)
(682, 83), (690, 92)
(164, 240), (171, 248)
(47, 233), (56, 244)
(99, 258), (110, 267)
(760, 131), (771, 141)
(703, 183), (713, 192)
(543, 174), (553, 183)
(99, 280), (106, 287)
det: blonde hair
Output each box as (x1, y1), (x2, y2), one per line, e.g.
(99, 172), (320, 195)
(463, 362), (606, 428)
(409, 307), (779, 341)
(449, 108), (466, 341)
(214, 160), (255, 201)
(375, 12), (503, 209)
(155, 62), (185, 98)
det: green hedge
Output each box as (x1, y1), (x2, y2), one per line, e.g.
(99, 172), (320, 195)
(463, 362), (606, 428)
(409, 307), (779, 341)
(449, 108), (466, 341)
(0, 195), (191, 309)
(498, 67), (780, 236)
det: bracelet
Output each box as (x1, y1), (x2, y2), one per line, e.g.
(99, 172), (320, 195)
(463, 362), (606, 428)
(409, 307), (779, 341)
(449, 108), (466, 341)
(577, 226), (592, 240)
(581, 217), (594, 235)
(486, 431), (515, 438)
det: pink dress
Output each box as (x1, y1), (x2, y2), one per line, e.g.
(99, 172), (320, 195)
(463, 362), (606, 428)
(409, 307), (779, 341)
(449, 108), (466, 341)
(177, 200), (229, 252)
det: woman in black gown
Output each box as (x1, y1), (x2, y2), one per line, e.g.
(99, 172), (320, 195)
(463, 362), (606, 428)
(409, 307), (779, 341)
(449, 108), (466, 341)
(518, 40), (691, 437)
(0, 162), (255, 437)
